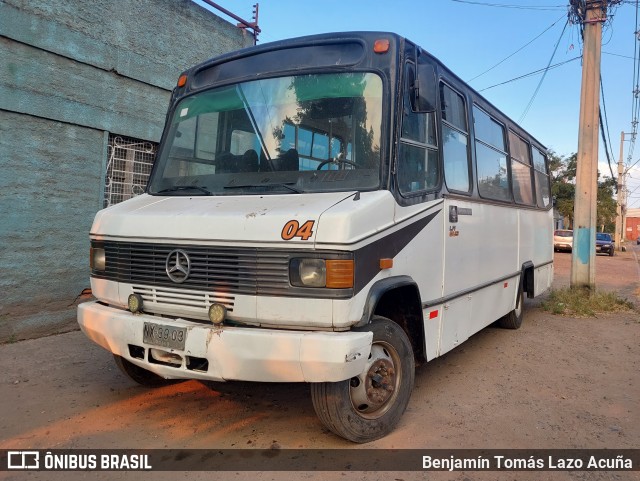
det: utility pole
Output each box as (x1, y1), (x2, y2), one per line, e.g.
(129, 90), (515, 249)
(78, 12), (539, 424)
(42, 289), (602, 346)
(570, 0), (607, 289)
(615, 132), (631, 251)
(621, 174), (627, 241)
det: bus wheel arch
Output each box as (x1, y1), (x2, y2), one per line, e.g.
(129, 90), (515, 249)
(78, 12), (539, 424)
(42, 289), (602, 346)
(521, 261), (535, 299)
(358, 277), (426, 362)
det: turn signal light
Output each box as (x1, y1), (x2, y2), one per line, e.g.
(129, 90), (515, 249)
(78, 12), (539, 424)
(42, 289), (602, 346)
(326, 260), (354, 288)
(373, 39), (390, 54)
(379, 258), (393, 269)
(177, 74), (188, 88)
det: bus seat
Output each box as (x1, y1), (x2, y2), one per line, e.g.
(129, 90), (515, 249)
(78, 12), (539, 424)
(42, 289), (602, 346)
(216, 150), (259, 173)
(216, 152), (235, 173)
(276, 148), (299, 171)
(239, 149), (259, 172)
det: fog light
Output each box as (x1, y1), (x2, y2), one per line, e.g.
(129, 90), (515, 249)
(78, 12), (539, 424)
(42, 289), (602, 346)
(208, 303), (226, 325)
(128, 293), (143, 313)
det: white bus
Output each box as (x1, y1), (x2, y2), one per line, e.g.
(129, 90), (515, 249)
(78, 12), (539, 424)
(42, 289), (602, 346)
(78, 32), (554, 443)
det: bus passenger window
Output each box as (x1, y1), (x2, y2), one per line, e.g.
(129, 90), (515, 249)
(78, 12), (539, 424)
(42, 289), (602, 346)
(509, 131), (535, 206)
(532, 147), (551, 207)
(511, 160), (534, 205)
(473, 106), (510, 202)
(312, 132), (329, 160)
(441, 84), (470, 193)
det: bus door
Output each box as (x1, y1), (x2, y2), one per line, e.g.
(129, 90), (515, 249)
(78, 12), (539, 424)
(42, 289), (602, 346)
(394, 61), (444, 360)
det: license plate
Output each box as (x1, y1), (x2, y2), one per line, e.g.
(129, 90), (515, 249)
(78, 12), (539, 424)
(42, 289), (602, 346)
(143, 322), (187, 350)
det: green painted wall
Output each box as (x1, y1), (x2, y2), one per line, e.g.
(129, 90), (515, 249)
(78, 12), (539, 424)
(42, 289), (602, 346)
(0, 0), (254, 340)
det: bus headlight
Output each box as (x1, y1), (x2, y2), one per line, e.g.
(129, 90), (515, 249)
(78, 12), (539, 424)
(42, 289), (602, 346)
(292, 259), (326, 287)
(90, 247), (106, 271)
(289, 258), (354, 288)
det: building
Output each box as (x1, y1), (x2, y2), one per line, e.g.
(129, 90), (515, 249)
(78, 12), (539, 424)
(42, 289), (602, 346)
(0, 0), (254, 341)
(625, 208), (640, 242)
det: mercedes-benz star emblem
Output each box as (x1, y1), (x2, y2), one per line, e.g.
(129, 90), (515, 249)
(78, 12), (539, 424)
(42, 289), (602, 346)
(166, 249), (191, 283)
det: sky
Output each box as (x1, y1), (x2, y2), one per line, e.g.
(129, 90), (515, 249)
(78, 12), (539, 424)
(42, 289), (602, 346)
(196, 0), (640, 208)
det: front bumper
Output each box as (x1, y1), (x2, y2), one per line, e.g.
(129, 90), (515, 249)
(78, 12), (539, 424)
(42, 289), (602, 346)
(77, 301), (372, 383)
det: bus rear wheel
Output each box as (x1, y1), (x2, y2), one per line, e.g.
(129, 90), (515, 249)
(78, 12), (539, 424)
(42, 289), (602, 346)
(310, 316), (415, 443)
(497, 283), (524, 329)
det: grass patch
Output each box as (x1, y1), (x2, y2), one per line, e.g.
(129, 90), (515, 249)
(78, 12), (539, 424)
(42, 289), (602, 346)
(542, 287), (635, 317)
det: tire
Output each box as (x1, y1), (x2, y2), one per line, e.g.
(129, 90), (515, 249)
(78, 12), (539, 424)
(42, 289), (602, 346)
(609, 249), (614, 257)
(113, 355), (176, 388)
(310, 316), (415, 443)
(497, 281), (524, 329)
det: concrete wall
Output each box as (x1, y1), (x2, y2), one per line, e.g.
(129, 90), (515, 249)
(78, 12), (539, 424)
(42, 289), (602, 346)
(0, 0), (254, 341)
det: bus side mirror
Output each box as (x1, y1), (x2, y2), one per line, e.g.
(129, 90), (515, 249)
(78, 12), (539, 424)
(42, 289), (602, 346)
(414, 63), (437, 113)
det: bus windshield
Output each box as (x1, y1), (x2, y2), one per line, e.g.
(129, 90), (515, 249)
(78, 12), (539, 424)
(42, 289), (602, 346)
(148, 72), (383, 196)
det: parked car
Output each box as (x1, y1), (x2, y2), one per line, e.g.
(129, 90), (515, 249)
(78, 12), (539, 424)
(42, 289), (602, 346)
(595, 232), (615, 256)
(554, 229), (573, 252)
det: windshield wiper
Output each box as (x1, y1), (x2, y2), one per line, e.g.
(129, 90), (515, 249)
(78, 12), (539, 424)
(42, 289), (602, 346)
(223, 182), (302, 193)
(156, 185), (212, 195)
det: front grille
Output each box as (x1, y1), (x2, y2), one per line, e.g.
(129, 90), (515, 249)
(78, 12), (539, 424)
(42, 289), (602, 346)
(133, 285), (235, 312)
(96, 242), (290, 295)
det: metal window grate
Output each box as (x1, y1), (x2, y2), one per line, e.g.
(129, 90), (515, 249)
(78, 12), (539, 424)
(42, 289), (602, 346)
(104, 135), (157, 207)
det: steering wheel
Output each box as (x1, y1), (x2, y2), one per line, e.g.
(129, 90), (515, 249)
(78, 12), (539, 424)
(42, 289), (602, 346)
(316, 159), (358, 170)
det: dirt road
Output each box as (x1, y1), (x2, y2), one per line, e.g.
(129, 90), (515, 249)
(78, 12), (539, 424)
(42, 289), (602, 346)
(1, 246), (639, 481)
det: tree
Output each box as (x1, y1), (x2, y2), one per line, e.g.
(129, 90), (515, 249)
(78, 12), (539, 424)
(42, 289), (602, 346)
(596, 176), (616, 232)
(549, 151), (576, 228)
(548, 150), (617, 232)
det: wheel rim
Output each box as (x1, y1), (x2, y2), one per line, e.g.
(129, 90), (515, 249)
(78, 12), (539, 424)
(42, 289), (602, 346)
(514, 298), (522, 318)
(349, 341), (401, 419)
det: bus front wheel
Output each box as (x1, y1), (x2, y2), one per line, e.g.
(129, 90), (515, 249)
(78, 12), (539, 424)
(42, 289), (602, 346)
(310, 316), (415, 443)
(113, 355), (176, 388)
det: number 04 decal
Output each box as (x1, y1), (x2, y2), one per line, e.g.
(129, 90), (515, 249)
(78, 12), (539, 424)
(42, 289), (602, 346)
(281, 220), (315, 241)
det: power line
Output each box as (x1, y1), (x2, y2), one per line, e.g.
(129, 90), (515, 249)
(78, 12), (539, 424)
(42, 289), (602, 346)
(599, 76), (617, 181)
(468, 14), (566, 82)
(599, 111), (616, 181)
(628, 0), (640, 163)
(450, 0), (565, 10)
(603, 50), (635, 59)
(477, 56), (579, 92)
(627, 155), (640, 171)
(519, 20), (570, 122)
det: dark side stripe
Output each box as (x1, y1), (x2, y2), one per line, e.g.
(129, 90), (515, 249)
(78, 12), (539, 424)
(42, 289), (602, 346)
(353, 210), (441, 293)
